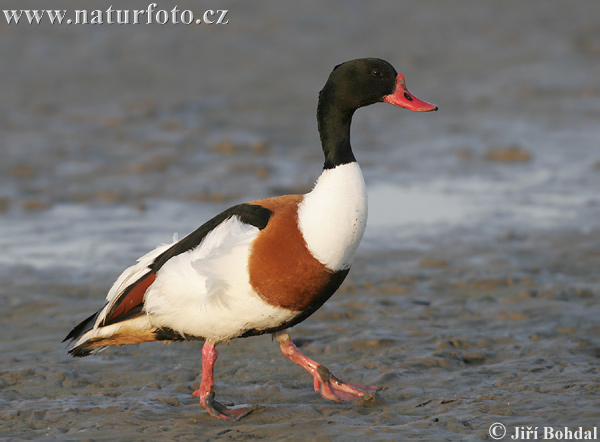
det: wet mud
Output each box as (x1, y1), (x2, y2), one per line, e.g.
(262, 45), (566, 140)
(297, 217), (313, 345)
(1, 1), (599, 441)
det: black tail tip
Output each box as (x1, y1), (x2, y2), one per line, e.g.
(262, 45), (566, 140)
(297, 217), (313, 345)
(67, 345), (95, 358)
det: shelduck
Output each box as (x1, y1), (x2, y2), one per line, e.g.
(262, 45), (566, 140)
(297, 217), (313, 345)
(64, 58), (437, 420)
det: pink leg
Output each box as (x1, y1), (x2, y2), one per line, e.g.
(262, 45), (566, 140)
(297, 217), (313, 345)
(275, 331), (382, 403)
(192, 342), (258, 420)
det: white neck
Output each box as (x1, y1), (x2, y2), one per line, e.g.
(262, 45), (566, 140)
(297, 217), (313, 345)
(297, 162), (368, 271)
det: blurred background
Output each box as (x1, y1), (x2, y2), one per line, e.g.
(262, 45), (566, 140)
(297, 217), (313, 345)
(1, 1), (599, 440)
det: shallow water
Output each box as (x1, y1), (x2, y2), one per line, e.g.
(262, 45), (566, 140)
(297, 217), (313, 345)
(1, 1), (600, 441)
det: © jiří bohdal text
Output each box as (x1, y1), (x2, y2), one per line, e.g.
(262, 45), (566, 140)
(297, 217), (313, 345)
(511, 425), (597, 440)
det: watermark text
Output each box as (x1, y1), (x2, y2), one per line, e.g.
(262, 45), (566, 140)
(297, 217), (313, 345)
(489, 423), (598, 441)
(3, 4), (229, 25)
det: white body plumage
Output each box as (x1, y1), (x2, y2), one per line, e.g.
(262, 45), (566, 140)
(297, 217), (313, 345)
(73, 162), (368, 347)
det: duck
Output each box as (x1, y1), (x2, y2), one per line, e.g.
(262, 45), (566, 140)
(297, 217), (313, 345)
(64, 58), (437, 420)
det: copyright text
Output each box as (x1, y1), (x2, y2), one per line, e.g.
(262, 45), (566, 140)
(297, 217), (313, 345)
(490, 423), (598, 440)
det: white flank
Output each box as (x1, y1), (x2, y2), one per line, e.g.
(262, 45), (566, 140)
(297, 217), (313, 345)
(143, 216), (297, 341)
(297, 162), (368, 271)
(82, 216), (298, 345)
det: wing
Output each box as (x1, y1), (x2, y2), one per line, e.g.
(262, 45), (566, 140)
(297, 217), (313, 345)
(101, 203), (273, 326)
(65, 203), (272, 343)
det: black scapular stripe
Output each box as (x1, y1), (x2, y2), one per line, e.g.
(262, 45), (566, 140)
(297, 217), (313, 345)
(150, 203), (272, 272)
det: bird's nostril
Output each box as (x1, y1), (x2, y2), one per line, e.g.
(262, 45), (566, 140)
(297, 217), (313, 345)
(403, 92), (413, 101)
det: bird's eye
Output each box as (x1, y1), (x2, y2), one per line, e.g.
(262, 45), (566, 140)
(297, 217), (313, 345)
(370, 69), (382, 77)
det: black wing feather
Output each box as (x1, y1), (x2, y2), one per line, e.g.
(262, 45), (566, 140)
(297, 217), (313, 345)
(150, 203), (272, 272)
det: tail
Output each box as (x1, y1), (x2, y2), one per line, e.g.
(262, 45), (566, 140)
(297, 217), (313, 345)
(62, 308), (104, 357)
(63, 307), (158, 357)
(63, 267), (162, 357)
